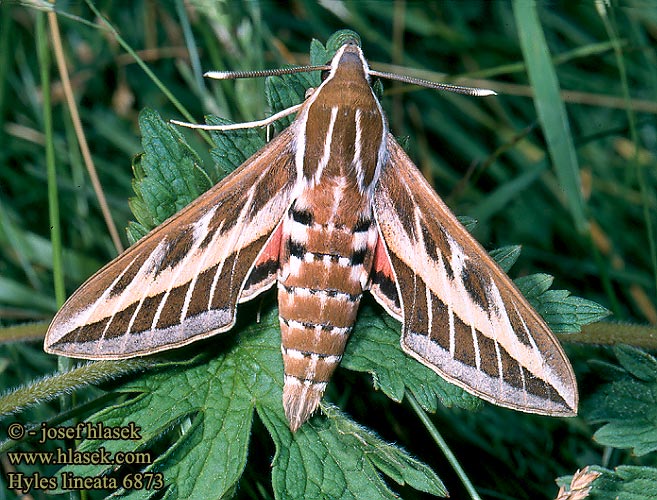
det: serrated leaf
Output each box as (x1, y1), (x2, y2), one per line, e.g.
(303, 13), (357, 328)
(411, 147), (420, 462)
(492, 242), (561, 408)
(126, 154), (154, 242)
(583, 465), (657, 500)
(343, 304), (481, 412)
(533, 289), (610, 333)
(511, 272), (610, 333)
(614, 345), (657, 382)
(126, 196), (151, 231)
(515, 273), (554, 300)
(310, 37), (330, 66)
(131, 109), (212, 232)
(260, 404), (446, 499)
(207, 115), (265, 178)
(126, 220), (149, 244)
(325, 29), (361, 55)
(588, 358), (629, 382)
(265, 71), (318, 131)
(586, 346), (657, 456)
(54, 310), (274, 498)
(458, 215), (478, 231)
(489, 245), (521, 273)
(55, 307), (446, 499)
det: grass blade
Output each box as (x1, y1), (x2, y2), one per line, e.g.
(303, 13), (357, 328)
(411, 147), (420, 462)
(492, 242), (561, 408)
(513, 1), (589, 235)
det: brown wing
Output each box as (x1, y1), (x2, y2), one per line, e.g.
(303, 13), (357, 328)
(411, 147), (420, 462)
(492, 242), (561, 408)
(45, 128), (297, 359)
(372, 134), (577, 416)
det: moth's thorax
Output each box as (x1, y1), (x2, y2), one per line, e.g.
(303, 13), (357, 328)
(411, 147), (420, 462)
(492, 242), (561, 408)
(298, 44), (387, 194)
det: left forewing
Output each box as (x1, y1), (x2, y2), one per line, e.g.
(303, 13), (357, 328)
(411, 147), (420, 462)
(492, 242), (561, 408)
(45, 127), (297, 359)
(372, 135), (577, 416)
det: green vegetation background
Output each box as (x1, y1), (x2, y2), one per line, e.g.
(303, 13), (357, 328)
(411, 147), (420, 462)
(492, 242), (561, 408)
(0, 1), (656, 499)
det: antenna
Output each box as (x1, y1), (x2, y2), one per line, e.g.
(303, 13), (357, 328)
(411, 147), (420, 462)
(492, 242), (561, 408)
(204, 65), (330, 81)
(368, 69), (496, 96)
(172, 51), (496, 131)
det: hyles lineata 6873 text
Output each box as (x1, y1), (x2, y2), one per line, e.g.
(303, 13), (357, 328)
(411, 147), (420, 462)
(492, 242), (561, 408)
(45, 36), (577, 431)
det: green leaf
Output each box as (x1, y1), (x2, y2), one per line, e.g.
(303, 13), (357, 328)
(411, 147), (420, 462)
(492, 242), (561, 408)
(325, 29), (361, 54)
(489, 245), (521, 273)
(587, 465), (657, 500)
(514, 273), (554, 300)
(457, 215), (477, 231)
(513, 273), (610, 333)
(512, 273), (610, 333)
(127, 109), (213, 241)
(139, 109), (212, 219)
(265, 71), (317, 131)
(207, 115), (265, 178)
(309, 38), (329, 66)
(261, 404), (446, 498)
(531, 289), (610, 333)
(125, 220), (149, 243)
(586, 345), (657, 456)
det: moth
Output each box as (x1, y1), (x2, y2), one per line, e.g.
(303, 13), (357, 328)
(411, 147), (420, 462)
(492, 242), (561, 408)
(45, 38), (578, 431)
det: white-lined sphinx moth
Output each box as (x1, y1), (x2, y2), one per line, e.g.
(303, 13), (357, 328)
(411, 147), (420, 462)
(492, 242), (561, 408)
(45, 38), (578, 431)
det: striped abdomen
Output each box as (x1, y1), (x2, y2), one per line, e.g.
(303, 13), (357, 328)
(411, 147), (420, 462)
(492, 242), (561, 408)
(278, 181), (378, 431)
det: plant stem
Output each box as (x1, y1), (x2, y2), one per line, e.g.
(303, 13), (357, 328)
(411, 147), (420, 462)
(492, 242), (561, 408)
(406, 392), (483, 500)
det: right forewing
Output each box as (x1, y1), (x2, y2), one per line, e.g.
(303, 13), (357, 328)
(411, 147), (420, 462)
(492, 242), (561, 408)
(372, 135), (577, 416)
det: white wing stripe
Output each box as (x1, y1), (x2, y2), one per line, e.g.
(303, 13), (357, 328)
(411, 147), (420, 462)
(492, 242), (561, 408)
(448, 304), (455, 358)
(180, 206), (219, 322)
(472, 326), (481, 371)
(494, 340), (504, 392)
